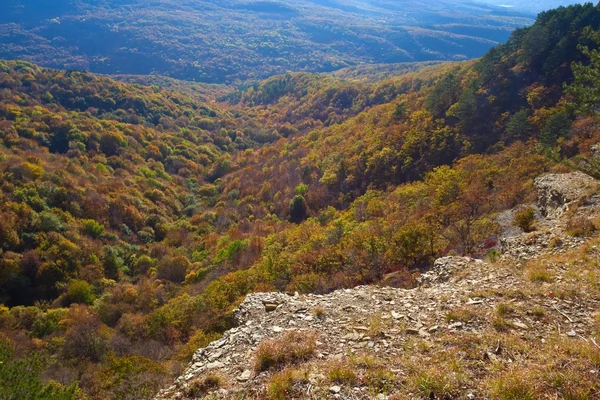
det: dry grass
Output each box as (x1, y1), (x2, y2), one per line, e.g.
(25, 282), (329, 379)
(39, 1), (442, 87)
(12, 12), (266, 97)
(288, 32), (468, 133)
(186, 373), (223, 398)
(267, 367), (308, 400)
(312, 306), (325, 319)
(566, 216), (597, 237)
(495, 302), (516, 317)
(529, 306), (546, 320)
(445, 307), (476, 323)
(254, 331), (317, 372)
(327, 359), (358, 385)
(524, 261), (554, 283)
(492, 316), (513, 332)
(594, 312), (600, 332)
(487, 371), (536, 400)
(412, 371), (460, 399)
(251, 231), (600, 399)
(368, 313), (384, 337)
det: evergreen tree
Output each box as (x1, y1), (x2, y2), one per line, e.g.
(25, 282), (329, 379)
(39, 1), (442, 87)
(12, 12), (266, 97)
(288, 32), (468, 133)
(566, 27), (600, 115)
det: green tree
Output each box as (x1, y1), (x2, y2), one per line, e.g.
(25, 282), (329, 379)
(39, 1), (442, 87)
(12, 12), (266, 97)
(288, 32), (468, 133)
(426, 71), (461, 117)
(389, 224), (434, 269)
(102, 246), (123, 280)
(289, 195), (308, 223)
(540, 110), (572, 147)
(506, 109), (532, 141)
(566, 27), (600, 115)
(67, 279), (95, 305)
(0, 338), (79, 399)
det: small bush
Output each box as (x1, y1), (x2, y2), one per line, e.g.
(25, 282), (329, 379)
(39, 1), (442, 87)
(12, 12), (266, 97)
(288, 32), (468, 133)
(268, 368), (307, 400)
(186, 374), (222, 398)
(548, 236), (563, 248)
(412, 369), (460, 399)
(513, 207), (536, 232)
(254, 331), (317, 372)
(487, 249), (501, 263)
(157, 256), (190, 283)
(530, 306), (546, 320)
(526, 266), (553, 283)
(368, 313), (384, 337)
(492, 317), (512, 332)
(365, 367), (395, 393)
(327, 361), (358, 385)
(488, 372), (536, 400)
(177, 330), (222, 361)
(313, 306), (325, 319)
(495, 303), (516, 317)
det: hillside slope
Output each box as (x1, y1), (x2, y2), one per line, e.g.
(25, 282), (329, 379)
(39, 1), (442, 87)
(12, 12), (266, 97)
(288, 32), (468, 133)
(1, 3), (600, 399)
(159, 172), (600, 399)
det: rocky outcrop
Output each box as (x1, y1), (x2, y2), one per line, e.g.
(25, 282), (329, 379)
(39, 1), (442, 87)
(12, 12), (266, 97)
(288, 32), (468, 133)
(416, 256), (482, 286)
(158, 172), (600, 399)
(158, 256), (511, 399)
(500, 172), (599, 260)
(534, 172), (597, 218)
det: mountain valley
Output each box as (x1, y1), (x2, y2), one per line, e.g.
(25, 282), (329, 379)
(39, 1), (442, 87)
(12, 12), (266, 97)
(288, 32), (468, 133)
(0, 2), (600, 399)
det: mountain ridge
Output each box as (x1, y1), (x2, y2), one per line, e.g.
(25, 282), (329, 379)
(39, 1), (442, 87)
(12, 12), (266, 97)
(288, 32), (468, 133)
(0, 0), (534, 83)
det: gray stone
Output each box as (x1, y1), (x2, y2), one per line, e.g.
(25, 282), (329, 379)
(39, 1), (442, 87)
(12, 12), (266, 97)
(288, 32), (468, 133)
(237, 370), (252, 382)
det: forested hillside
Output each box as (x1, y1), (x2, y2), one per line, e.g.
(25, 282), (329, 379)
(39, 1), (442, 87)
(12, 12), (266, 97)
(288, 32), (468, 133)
(0, 0), (533, 83)
(1, 3), (600, 399)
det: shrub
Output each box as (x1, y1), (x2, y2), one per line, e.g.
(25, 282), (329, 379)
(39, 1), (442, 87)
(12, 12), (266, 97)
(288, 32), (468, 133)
(513, 207), (536, 232)
(213, 240), (249, 265)
(0, 337), (79, 399)
(525, 265), (553, 283)
(177, 330), (222, 361)
(327, 361), (357, 385)
(30, 309), (68, 338)
(11, 162), (43, 181)
(62, 307), (109, 362)
(487, 249), (501, 263)
(254, 331), (317, 372)
(294, 183), (308, 196)
(268, 368), (307, 400)
(313, 306), (325, 319)
(103, 246), (124, 280)
(37, 210), (66, 233)
(186, 374), (222, 398)
(82, 219), (105, 238)
(101, 356), (167, 399)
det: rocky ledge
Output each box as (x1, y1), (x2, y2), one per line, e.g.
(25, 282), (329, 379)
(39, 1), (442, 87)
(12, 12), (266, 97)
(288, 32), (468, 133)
(157, 173), (600, 399)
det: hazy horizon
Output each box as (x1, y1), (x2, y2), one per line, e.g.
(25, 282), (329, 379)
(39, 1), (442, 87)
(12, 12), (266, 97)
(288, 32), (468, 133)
(472, 0), (590, 13)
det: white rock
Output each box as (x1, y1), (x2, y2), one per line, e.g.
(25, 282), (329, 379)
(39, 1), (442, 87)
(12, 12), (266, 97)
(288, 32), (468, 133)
(329, 385), (341, 394)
